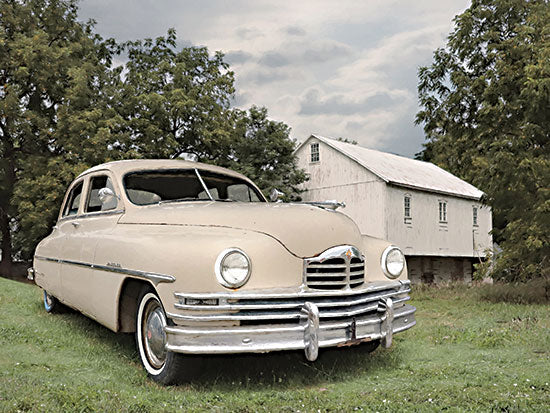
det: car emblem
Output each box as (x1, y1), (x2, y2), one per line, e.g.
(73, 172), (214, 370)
(345, 249), (352, 259)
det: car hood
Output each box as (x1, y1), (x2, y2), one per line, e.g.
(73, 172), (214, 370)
(118, 202), (363, 258)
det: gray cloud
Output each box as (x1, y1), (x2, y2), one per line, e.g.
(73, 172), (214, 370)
(224, 50), (254, 65)
(258, 51), (290, 67)
(301, 42), (351, 63)
(235, 27), (264, 40)
(299, 89), (396, 116)
(256, 40), (352, 70)
(284, 26), (306, 36)
(243, 68), (299, 85)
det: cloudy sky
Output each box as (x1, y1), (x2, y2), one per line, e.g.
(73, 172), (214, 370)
(79, 0), (470, 158)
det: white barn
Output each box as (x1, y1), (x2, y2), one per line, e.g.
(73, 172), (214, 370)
(295, 134), (493, 284)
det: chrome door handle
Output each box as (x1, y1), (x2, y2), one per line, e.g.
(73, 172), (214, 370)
(71, 222), (80, 228)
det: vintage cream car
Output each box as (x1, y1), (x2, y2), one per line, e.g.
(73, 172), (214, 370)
(29, 159), (416, 384)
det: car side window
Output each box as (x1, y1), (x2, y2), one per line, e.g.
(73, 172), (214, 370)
(62, 181), (84, 217)
(86, 175), (117, 213)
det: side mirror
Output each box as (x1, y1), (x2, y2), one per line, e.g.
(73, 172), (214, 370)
(98, 187), (119, 206)
(270, 188), (285, 202)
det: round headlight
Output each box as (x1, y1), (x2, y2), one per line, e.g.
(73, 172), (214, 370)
(215, 248), (251, 288)
(381, 246), (405, 279)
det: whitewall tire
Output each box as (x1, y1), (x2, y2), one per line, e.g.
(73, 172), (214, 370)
(135, 287), (187, 384)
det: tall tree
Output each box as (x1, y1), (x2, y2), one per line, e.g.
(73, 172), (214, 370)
(416, 0), (550, 281)
(221, 106), (307, 199)
(0, 0), (122, 266)
(117, 30), (235, 160)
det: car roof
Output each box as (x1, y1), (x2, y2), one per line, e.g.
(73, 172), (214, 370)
(76, 159), (249, 181)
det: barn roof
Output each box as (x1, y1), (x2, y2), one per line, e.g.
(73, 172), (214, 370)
(299, 134), (484, 200)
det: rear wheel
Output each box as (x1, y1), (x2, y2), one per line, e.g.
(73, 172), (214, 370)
(135, 287), (188, 384)
(43, 290), (62, 313)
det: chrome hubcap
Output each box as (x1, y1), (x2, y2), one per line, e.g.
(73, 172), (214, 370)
(142, 299), (167, 369)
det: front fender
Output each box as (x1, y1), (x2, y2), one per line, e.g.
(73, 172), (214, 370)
(361, 235), (408, 282)
(94, 223), (304, 314)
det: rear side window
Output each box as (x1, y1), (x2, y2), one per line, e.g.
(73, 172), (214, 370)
(62, 181), (83, 217)
(86, 175), (117, 213)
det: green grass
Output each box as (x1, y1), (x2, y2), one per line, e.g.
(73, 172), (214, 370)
(1, 278), (549, 412)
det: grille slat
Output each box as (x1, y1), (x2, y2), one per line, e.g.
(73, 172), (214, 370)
(308, 281), (348, 287)
(307, 264), (348, 270)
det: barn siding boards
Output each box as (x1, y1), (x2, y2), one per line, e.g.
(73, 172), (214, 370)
(385, 185), (492, 258)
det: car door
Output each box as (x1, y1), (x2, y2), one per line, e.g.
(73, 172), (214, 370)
(62, 171), (123, 324)
(35, 180), (84, 300)
(81, 172), (125, 324)
(56, 178), (89, 309)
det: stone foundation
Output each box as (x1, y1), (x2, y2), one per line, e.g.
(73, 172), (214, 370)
(406, 256), (475, 284)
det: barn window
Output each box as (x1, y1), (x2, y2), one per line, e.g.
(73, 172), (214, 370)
(473, 206), (478, 226)
(438, 200), (447, 222)
(310, 142), (320, 162)
(404, 195), (412, 223)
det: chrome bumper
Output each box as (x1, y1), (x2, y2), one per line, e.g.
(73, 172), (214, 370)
(165, 281), (416, 361)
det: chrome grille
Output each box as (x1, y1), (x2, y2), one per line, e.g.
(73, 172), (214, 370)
(305, 246), (365, 290)
(171, 281), (411, 325)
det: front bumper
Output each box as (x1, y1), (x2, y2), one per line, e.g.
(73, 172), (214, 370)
(165, 280), (416, 361)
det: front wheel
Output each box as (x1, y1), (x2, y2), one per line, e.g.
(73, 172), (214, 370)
(135, 288), (188, 384)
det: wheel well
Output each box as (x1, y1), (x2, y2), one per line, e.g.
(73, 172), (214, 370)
(117, 278), (154, 333)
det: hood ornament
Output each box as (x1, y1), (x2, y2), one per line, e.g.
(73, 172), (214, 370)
(302, 200), (346, 211)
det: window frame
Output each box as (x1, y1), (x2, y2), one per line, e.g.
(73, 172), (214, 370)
(403, 194), (412, 224)
(60, 179), (85, 219)
(473, 206), (479, 227)
(84, 173), (120, 214)
(310, 142), (320, 163)
(438, 200), (448, 223)
(122, 168), (267, 206)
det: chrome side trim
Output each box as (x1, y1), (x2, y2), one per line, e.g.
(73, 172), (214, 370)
(34, 255), (175, 284)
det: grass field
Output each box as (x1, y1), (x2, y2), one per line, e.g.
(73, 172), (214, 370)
(1, 277), (549, 412)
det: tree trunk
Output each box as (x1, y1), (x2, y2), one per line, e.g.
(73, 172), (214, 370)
(0, 207), (13, 271)
(0, 132), (15, 273)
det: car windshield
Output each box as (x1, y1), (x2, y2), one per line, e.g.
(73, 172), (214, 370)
(123, 169), (265, 205)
